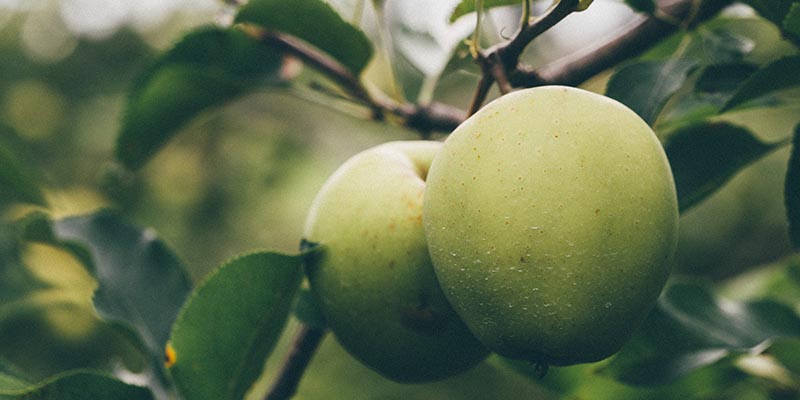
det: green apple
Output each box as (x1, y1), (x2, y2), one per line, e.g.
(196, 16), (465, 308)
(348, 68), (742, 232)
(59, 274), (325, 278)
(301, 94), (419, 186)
(303, 141), (488, 382)
(423, 86), (679, 366)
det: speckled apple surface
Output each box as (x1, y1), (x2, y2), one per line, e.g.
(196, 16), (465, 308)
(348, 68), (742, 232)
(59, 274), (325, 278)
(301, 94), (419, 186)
(423, 86), (679, 366)
(303, 141), (488, 382)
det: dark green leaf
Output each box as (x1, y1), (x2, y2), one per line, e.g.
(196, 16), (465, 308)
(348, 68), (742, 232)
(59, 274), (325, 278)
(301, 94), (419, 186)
(450, 0), (520, 22)
(783, 3), (800, 44)
(0, 370), (153, 400)
(625, 0), (656, 14)
(235, 0), (372, 75)
(606, 59), (698, 125)
(721, 55), (800, 112)
(0, 126), (46, 208)
(117, 27), (283, 170)
(168, 251), (304, 400)
(663, 122), (780, 211)
(52, 211), (191, 365)
(694, 63), (758, 94)
(600, 282), (800, 386)
(786, 124), (800, 250)
(741, 0), (794, 26)
(656, 63), (757, 132)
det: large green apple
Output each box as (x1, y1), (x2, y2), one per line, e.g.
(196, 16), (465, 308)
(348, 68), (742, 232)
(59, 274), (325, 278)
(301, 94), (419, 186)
(303, 141), (488, 382)
(423, 86), (679, 366)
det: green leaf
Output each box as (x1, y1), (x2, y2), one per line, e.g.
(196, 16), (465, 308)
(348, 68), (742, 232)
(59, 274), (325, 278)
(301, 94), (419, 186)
(694, 63), (758, 95)
(741, 0), (795, 26)
(235, 0), (373, 75)
(605, 59), (698, 125)
(0, 126), (46, 209)
(625, 0), (656, 14)
(450, 0), (520, 22)
(783, 2), (800, 45)
(656, 63), (758, 132)
(0, 370), (153, 400)
(786, 124), (800, 250)
(168, 251), (304, 400)
(117, 26), (283, 170)
(663, 122), (780, 211)
(52, 211), (191, 359)
(600, 282), (800, 386)
(721, 55), (800, 112)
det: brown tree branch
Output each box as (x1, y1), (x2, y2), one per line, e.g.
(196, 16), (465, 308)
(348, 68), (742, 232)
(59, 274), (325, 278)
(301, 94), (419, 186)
(243, 25), (465, 133)
(243, 0), (730, 136)
(264, 325), (327, 400)
(508, 0), (733, 87)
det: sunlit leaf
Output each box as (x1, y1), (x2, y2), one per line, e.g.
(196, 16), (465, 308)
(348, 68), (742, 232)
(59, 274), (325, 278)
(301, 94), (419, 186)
(235, 0), (373, 75)
(168, 251), (304, 400)
(625, 0), (655, 14)
(663, 122), (780, 211)
(606, 59), (698, 125)
(721, 55), (800, 112)
(117, 26), (283, 170)
(600, 282), (800, 386)
(0, 370), (152, 400)
(450, 0), (520, 22)
(786, 124), (800, 250)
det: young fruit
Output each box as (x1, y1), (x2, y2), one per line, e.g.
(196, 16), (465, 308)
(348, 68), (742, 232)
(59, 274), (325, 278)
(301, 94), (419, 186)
(303, 141), (488, 382)
(423, 86), (679, 366)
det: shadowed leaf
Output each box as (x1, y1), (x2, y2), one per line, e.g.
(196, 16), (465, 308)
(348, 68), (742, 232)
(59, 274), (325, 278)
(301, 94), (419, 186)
(0, 370), (152, 400)
(606, 59), (698, 125)
(600, 282), (800, 386)
(721, 55), (800, 112)
(663, 122), (779, 211)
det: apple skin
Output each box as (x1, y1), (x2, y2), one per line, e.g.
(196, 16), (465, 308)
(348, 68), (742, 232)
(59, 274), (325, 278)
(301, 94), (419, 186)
(423, 86), (679, 366)
(303, 141), (488, 382)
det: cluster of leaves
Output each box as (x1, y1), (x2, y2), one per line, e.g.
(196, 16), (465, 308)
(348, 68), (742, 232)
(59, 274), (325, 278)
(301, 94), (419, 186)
(2, 0), (800, 399)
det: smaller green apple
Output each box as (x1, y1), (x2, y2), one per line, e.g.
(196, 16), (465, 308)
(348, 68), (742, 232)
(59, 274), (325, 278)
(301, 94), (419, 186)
(303, 141), (488, 383)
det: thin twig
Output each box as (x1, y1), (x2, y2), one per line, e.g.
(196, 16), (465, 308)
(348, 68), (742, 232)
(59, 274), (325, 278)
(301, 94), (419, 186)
(468, 74), (495, 116)
(508, 0), (732, 87)
(264, 325), (327, 400)
(241, 24), (465, 133)
(494, 0), (579, 70)
(469, 0), (580, 111)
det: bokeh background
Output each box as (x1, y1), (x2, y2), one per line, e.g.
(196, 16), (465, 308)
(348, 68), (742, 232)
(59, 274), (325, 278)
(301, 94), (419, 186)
(1, 0), (798, 398)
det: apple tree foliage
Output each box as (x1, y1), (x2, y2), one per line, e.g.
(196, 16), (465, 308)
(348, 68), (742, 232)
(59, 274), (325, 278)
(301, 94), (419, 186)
(2, 0), (800, 399)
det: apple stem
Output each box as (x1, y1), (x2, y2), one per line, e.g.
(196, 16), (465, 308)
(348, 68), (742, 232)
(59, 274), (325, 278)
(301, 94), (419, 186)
(264, 324), (327, 400)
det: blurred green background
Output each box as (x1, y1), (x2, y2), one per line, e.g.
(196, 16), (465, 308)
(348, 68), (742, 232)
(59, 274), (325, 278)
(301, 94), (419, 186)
(1, 1), (798, 399)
